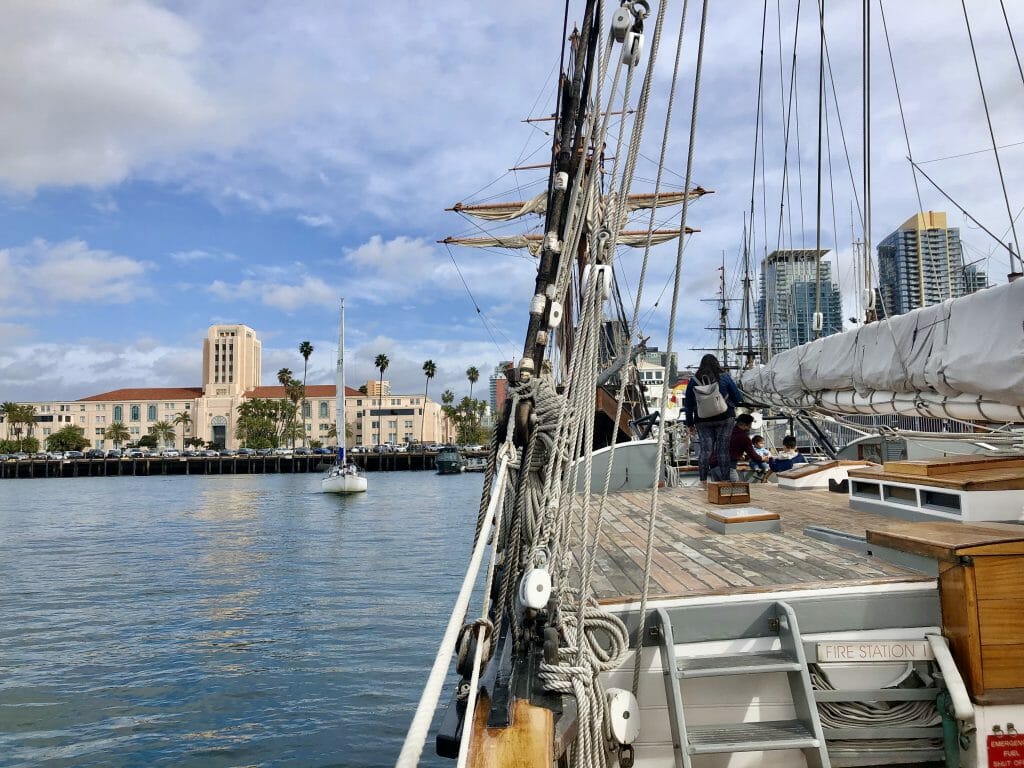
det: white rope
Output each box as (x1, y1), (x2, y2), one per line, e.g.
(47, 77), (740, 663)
(395, 455), (510, 768)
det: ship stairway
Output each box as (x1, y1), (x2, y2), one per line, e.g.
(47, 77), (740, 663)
(653, 602), (831, 768)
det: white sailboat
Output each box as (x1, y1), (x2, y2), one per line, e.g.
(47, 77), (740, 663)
(321, 299), (367, 494)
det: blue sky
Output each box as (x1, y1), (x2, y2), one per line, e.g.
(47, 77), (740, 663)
(1, 0), (1021, 402)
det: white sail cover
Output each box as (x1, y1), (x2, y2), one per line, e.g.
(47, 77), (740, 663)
(738, 279), (1024, 417)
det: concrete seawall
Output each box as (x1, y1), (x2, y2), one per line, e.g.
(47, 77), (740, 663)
(0, 452), (489, 479)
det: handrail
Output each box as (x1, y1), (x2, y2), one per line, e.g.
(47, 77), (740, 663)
(395, 455), (510, 768)
(926, 633), (974, 722)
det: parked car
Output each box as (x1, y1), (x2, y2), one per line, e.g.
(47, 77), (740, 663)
(219, 449), (236, 457)
(273, 447), (292, 456)
(127, 449), (145, 458)
(256, 448), (274, 456)
(293, 447), (312, 455)
(236, 448), (256, 456)
(161, 449), (180, 457)
(312, 447), (331, 455)
(86, 449), (106, 459)
(64, 450), (85, 460)
(182, 450), (201, 457)
(202, 449), (220, 457)
(106, 449), (123, 458)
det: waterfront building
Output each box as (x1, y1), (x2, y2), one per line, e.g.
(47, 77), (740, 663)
(2, 324), (449, 450)
(757, 249), (843, 355)
(877, 211), (966, 317)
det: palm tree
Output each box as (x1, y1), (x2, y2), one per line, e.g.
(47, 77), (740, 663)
(2, 403), (37, 451)
(104, 422), (131, 450)
(420, 359), (436, 445)
(299, 341), (313, 446)
(466, 366), (480, 401)
(173, 411), (192, 450)
(441, 389), (455, 443)
(374, 353), (390, 446)
(149, 420), (176, 449)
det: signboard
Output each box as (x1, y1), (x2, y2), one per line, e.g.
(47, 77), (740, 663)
(816, 640), (934, 663)
(988, 733), (1024, 768)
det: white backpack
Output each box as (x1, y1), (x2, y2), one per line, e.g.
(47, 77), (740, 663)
(693, 377), (728, 418)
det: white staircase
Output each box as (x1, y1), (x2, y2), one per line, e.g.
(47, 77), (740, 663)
(653, 602), (831, 768)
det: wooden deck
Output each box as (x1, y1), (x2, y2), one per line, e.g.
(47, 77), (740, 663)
(580, 483), (933, 603)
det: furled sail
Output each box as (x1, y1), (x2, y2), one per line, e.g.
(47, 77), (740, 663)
(737, 279), (1024, 421)
(448, 187), (710, 222)
(440, 228), (696, 256)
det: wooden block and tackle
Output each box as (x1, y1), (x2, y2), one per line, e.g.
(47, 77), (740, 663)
(707, 481), (751, 505)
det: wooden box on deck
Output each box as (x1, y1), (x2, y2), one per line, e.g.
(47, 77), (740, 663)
(867, 522), (1024, 704)
(707, 481), (751, 505)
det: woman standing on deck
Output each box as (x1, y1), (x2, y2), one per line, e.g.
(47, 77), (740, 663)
(684, 354), (743, 484)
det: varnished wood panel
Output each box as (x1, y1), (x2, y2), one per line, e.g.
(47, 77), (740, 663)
(466, 698), (553, 768)
(885, 456), (1024, 477)
(980, 645), (1024, 691)
(974, 556), (1024, 599)
(938, 565), (985, 697)
(978, 600), (1024, 645)
(867, 523), (1024, 561)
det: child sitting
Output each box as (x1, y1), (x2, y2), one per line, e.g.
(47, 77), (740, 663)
(768, 435), (807, 473)
(750, 435), (771, 481)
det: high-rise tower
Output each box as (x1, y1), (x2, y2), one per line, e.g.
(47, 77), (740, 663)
(757, 249), (843, 356)
(877, 211), (966, 317)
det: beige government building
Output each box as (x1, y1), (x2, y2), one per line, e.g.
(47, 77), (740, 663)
(6, 324), (450, 450)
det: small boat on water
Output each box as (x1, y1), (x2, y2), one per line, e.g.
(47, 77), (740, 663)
(463, 457), (487, 473)
(321, 299), (366, 495)
(435, 446), (465, 475)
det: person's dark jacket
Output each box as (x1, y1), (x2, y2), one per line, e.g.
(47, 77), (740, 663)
(709, 426), (761, 468)
(683, 373), (743, 426)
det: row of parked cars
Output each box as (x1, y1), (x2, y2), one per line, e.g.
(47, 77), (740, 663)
(0, 447), (338, 461)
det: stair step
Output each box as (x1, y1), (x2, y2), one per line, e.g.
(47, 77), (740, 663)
(686, 720), (819, 755)
(676, 650), (801, 678)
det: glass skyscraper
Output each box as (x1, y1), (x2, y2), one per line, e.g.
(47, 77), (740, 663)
(877, 211), (966, 318)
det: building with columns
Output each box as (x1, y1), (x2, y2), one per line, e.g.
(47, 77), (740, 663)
(2, 324), (449, 450)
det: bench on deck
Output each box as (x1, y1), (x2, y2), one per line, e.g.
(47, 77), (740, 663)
(847, 456), (1024, 523)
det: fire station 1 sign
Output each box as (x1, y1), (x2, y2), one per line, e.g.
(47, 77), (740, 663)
(815, 640), (934, 663)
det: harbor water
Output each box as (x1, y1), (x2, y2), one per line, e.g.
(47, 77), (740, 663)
(0, 472), (483, 767)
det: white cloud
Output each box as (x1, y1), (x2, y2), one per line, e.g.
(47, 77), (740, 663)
(0, 238), (152, 314)
(169, 248), (239, 263)
(0, 338), (198, 401)
(207, 274), (338, 312)
(0, 0), (227, 192)
(297, 213), (334, 228)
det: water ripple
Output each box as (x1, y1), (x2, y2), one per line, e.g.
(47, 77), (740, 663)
(0, 472), (481, 766)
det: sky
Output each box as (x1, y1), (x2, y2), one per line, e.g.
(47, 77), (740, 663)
(1, 0), (1021, 403)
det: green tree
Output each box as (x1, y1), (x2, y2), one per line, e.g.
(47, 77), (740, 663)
(2, 402), (37, 451)
(374, 353), (389, 445)
(420, 359), (436, 445)
(299, 340), (313, 446)
(285, 378), (304, 448)
(149, 420), (176, 448)
(103, 421), (131, 449)
(237, 398), (283, 449)
(138, 434), (158, 450)
(466, 366), (480, 401)
(440, 389), (455, 443)
(46, 425), (90, 452)
(173, 411), (192, 450)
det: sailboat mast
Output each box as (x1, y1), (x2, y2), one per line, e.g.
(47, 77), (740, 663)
(336, 299), (346, 464)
